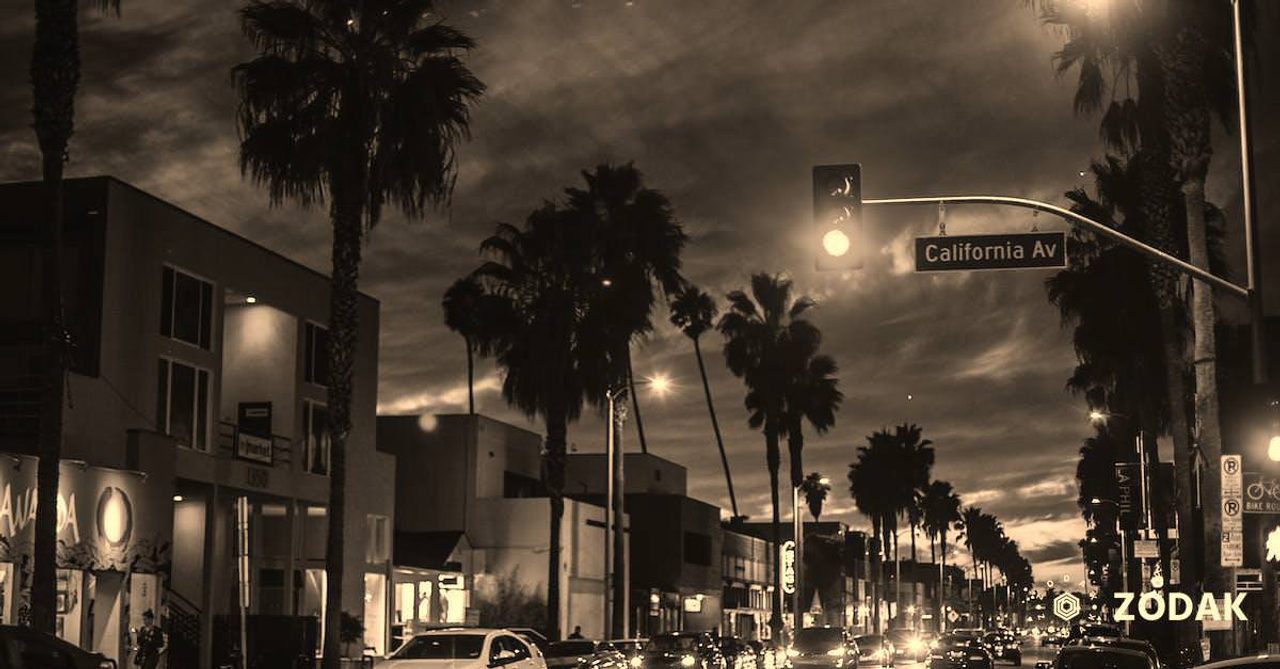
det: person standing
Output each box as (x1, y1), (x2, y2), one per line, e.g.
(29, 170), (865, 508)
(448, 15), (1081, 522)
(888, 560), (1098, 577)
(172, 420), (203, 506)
(568, 626), (584, 640)
(134, 609), (167, 669)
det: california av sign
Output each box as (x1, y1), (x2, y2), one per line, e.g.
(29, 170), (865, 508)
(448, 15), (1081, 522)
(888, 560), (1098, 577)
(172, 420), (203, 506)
(915, 232), (1067, 272)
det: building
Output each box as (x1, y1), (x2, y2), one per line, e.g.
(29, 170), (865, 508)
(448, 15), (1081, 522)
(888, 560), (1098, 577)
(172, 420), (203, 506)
(564, 452), (724, 636)
(720, 527), (774, 640)
(377, 413), (616, 640)
(0, 177), (396, 667)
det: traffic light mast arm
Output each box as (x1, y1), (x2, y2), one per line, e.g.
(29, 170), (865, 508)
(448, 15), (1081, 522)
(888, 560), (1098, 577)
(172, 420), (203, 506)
(863, 194), (1249, 299)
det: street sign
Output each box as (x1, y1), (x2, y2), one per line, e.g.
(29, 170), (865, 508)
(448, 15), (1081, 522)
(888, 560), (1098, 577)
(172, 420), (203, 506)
(1244, 472), (1280, 513)
(1133, 540), (1159, 559)
(781, 540), (797, 594)
(947, 610), (959, 623)
(914, 232), (1066, 272)
(1223, 455), (1244, 567)
(1115, 462), (1146, 530)
(1236, 569), (1263, 592)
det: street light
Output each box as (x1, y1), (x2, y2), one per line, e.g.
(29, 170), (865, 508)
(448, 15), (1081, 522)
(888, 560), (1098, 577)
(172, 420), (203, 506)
(647, 373), (672, 397)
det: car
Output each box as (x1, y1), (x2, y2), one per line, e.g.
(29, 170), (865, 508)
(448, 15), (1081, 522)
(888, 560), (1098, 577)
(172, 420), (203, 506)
(1195, 655), (1280, 669)
(981, 631), (1021, 666)
(853, 634), (894, 668)
(1066, 625), (1122, 643)
(1064, 638), (1159, 669)
(511, 628), (553, 657)
(639, 632), (728, 669)
(749, 640), (785, 669)
(544, 640), (626, 669)
(885, 629), (931, 662)
(382, 628), (548, 669)
(787, 627), (858, 669)
(0, 625), (118, 669)
(1040, 626), (1066, 648)
(605, 639), (650, 668)
(718, 636), (761, 669)
(927, 634), (993, 669)
(1047, 644), (1155, 669)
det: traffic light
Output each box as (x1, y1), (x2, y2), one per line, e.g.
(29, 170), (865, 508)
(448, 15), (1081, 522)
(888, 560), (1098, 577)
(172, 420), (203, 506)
(813, 164), (863, 270)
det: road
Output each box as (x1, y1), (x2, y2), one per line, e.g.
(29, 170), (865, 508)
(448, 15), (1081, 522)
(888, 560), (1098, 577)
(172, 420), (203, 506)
(885, 644), (1058, 669)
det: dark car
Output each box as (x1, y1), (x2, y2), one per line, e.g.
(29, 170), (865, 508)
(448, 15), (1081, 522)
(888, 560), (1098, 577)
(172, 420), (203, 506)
(718, 637), (760, 669)
(788, 627), (858, 669)
(1067, 625), (1122, 643)
(1064, 638), (1159, 669)
(749, 640), (784, 669)
(982, 631), (1022, 666)
(605, 639), (650, 668)
(854, 635), (893, 668)
(1050, 645), (1155, 669)
(545, 640), (627, 669)
(0, 625), (118, 669)
(641, 632), (727, 669)
(886, 629), (930, 663)
(927, 634), (993, 669)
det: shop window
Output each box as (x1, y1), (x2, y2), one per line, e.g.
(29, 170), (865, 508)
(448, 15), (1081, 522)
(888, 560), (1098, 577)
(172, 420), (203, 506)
(367, 515), (391, 564)
(683, 531), (712, 566)
(160, 265), (213, 349)
(157, 358), (211, 450)
(304, 401), (329, 475)
(304, 322), (330, 386)
(364, 573), (387, 656)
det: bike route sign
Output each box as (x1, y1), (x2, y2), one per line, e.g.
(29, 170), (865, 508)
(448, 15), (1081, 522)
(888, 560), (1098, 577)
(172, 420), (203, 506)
(1244, 472), (1280, 514)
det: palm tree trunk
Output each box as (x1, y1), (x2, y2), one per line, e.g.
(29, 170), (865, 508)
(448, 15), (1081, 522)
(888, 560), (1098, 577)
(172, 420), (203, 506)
(544, 405), (569, 640)
(910, 522), (918, 565)
(766, 419), (783, 639)
(940, 532), (948, 630)
(322, 188), (364, 669)
(626, 347), (648, 454)
(29, 0), (79, 636)
(465, 337), (475, 415)
(787, 415), (803, 489)
(694, 337), (738, 517)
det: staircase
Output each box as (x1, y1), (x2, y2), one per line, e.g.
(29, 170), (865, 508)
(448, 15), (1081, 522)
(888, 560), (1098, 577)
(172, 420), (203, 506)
(169, 590), (203, 669)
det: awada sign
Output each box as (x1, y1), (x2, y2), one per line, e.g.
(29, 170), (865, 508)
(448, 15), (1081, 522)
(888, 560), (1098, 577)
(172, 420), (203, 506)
(0, 455), (172, 573)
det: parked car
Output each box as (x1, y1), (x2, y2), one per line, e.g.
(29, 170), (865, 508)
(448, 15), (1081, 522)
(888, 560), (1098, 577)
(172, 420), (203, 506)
(787, 627), (858, 669)
(718, 636), (760, 669)
(927, 634), (993, 669)
(382, 628), (547, 669)
(886, 629), (930, 662)
(511, 628), (553, 657)
(605, 639), (650, 668)
(1064, 638), (1159, 669)
(0, 625), (118, 669)
(981, 631), (1021, 666)
(1048, 644), (1155, 669)
(1194, 655), (1280, 669)
(544, 641), (625, 669)
(853, 634), (893, 668)
(640, 632), (727, 669)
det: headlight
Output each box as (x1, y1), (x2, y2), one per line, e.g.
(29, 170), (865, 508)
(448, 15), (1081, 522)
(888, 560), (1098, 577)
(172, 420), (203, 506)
(908, 641), (925, 654)
(631, 658), (643, 668)
(786, 649), (800, 658)
(682, 656), (697, 667)
(827, 649), (845, 657)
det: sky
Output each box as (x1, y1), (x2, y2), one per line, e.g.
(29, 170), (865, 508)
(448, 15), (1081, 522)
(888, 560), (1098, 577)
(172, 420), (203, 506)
(2, 0), (1278, 588)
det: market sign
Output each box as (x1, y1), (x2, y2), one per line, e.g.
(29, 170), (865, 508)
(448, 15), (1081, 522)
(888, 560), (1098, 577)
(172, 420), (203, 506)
(780, 540), (797, 595)
(915, 232), (1067, 272)
(1222, 455), (1244, 567)
(1243, 472), (1280, 514)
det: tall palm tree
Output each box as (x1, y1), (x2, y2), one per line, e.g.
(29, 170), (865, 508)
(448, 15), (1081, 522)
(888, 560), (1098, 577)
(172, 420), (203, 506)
(569, 163), (687, 456)
(801, 472), (831, 521)
(443, 277), (484, 414)
(922, 480), (961, 625)
(848, 428), (902, 632)
(957, 506), (985, 615)
(670, 285), (738, 517)
(473, 206), (594, 641)
(719, 273), (820, 637)
(28, 0), (120, 634)
(233, 3), (483, 662)
(781, 332), (843, 492)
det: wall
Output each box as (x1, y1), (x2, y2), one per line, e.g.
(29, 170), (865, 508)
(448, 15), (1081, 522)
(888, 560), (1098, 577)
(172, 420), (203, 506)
(565, 453), (688, 496)
(220, 304), (298, 438)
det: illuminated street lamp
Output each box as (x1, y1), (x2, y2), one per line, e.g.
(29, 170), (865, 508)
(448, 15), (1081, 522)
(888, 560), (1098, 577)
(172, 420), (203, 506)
(647, 373), (672, 397)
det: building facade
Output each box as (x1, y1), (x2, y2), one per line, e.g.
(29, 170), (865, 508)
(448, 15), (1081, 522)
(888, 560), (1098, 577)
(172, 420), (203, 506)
(0, 177), (396, 667)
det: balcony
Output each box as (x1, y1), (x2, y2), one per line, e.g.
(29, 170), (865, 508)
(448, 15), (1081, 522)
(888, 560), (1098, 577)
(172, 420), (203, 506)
(216, 420), (293, 468)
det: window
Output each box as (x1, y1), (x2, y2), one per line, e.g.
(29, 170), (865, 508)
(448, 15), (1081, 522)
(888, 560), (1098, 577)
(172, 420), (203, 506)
(684, 531), (712, 566)
(157, 358), (210, 450)
(304, 322), (330, 386)
(304, 401), (329, 475)
(160, 266), (213, 349)
(366, 514), (391, 563)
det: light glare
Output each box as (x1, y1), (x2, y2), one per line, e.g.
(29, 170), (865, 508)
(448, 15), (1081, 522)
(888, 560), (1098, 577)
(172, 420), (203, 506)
(1268, 435), (1280, 462)
(822, 229), (850, 257)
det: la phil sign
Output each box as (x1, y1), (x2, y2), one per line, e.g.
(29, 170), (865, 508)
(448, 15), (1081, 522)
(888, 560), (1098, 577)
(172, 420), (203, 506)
(0, 456), (172, 572)
(915, 232), (1067, 272)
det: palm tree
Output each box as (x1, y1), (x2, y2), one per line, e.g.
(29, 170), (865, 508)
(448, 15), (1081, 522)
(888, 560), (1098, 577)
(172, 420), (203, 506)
(922, 480), (961, 625)
(957, 506), (985, 616)
(473, 205), (594, 641)
(848, 428), (902, 632)
(801, 472), (832, 521)
(568, 163), (687, 456)
(670, 285), (738, 517)
(27, 0), (121, 634)
(443, 277), (484, 414)
(719, 273), (820, 637)
(233, 3), (483, 662)
(781, 335), (842, 495)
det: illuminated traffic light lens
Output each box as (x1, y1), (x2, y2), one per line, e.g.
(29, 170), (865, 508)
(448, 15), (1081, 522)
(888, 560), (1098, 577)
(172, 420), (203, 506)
(823, 229), (851, 257)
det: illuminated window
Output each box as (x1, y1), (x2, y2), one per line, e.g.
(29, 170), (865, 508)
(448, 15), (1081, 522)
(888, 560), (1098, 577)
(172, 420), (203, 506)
(157, 357), (211, 451)
(304, 322), (330, 386)
(304, 400), (329, 475)
(160, 266), (213, 349)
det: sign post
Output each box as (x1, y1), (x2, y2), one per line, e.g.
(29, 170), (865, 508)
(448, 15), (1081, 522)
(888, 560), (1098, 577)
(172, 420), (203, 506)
(1222, 455), (1244, 567)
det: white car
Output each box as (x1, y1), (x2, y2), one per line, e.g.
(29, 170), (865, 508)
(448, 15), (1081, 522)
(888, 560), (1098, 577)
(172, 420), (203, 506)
(383, 628), (548, 669)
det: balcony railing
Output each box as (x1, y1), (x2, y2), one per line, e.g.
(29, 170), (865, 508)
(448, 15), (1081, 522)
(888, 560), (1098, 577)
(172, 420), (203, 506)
(217, 421), (292, 467)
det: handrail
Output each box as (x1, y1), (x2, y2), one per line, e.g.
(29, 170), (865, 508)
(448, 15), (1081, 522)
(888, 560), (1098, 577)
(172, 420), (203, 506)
(864, 195), (1250, 299)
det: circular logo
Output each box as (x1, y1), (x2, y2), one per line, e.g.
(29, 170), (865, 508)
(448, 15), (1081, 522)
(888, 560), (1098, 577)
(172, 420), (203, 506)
(1053, 592), (1082, 622)
(96, 486), (134, 548)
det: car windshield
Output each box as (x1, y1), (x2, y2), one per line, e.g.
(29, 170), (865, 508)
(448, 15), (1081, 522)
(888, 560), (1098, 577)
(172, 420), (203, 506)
(393, 634), (486, 660)
(1057, 650), (1152, 669)
(549, 641), (597, 657)
(795, 629), (844, 651)
(648, 636), (701, 652)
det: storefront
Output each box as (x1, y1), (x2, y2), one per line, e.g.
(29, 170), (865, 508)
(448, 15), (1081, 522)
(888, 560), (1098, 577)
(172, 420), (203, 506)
(390, 567), (470, 649)
(0, 455), (173, 664)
